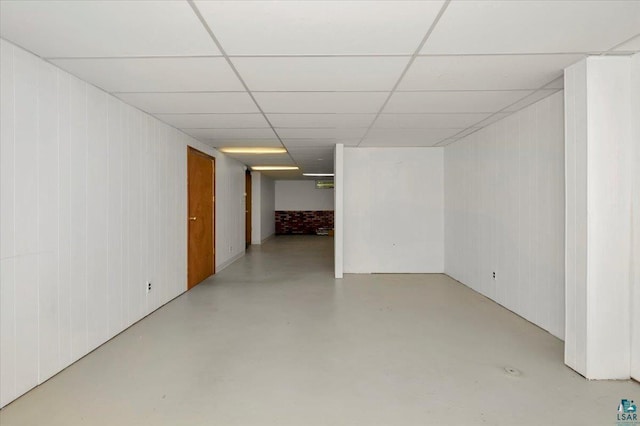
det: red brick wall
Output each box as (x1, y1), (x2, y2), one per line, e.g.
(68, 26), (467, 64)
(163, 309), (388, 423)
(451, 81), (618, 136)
(275, 211), (334, 235)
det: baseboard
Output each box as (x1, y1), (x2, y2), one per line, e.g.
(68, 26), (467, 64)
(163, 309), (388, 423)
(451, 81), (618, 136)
(251, 233), (275, 245)
(216, 251), (245, 272)
(261, 233), (275, 244)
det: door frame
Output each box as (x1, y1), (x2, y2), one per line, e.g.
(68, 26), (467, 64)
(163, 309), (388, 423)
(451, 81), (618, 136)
(245, 170), (252, 248)
(187, 146), (216, 289)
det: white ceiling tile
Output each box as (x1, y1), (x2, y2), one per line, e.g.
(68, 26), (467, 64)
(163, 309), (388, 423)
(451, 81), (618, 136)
(195, 0), (445, 55)
(613, 34), (640, 52)
(295, 157), (334, 164)
(224, 153), (294, 167)
(289, 156), (334, 164)
(154, 113), (269, 129)
(50, 58), (243, 93)
(503, 89), (560, 112)
(283, 138), (361, 147)
(288, 146), (334, 154)
(374, 113), (491, 129)
(233, 57), (408, 91)
(0, 0), (219, 57)
(400, 55), (583, 90)
(422, 0), (640, 54)
(183, 128), (277, 140)
(288, 147), (335, 158)
(276, 128), (367, 139)
(362, 128), (460, 146)
(254, 92), (388, 113)
(299, 167), (334, 174)
(267, 114), (375, 128)
(258, 171), (306, 180)
(384, 91), (533, 113)
(116, 92), (258, 114)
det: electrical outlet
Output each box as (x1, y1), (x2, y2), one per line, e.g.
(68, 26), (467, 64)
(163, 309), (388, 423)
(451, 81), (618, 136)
(146, 281), (152, 293)
(492, 272), (496, 280)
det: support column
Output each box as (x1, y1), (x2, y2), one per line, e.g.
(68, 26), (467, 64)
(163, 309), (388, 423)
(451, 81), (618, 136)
(565, 55), (638, 380)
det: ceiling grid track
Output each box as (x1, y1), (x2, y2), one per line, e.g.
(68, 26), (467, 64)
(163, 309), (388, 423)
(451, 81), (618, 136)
(4, 0), (637, 173)
(186, 0), (299, 169)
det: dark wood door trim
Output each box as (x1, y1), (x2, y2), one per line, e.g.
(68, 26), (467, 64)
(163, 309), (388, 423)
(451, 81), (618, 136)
(245, 170), (252, 248)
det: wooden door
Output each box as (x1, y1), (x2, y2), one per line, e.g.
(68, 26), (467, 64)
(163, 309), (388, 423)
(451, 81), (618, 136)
(188, 147), (215, 289)
(245, 171), (252, 248)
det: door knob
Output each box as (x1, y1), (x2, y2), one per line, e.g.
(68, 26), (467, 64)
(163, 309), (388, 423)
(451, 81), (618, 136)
(189, 216), (197, 221)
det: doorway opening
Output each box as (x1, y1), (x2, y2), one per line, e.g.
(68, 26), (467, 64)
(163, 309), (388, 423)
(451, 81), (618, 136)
(187, 147), (215, 290)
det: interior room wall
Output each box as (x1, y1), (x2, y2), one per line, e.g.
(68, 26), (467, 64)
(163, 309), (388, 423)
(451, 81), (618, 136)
(251, 172), (275, 244)
(343, 147), (444, 273)
(275, 180), (334, 211)
(260, 175), (276, 242)
(251, 172), (262, 244)
(0, 39), (246, 407)
(444, 92), (565, 339)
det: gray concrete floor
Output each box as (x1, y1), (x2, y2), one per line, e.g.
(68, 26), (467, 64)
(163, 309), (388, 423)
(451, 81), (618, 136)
(1, 235), (637, 425)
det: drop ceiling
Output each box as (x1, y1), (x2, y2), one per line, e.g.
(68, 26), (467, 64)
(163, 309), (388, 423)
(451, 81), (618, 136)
(1, 0), (639, 178)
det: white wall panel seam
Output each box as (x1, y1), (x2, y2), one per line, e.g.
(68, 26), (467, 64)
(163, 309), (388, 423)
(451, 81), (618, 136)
(12, 43), (17, 399)
(35, 60), (40, 382)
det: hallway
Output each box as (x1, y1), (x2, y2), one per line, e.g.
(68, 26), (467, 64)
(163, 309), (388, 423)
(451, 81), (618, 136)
(0, 236), (637, 425)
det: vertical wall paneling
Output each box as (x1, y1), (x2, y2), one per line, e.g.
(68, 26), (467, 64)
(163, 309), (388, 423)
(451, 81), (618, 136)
(444, 92), (565, 339)
(251, 172), (262, 244)
(260, 175), (275, 242)
(107, 96), (123, 338)
(343, 147), (444, 274)
(68, 73), (88, 362)
(0, 39), (247, 407)
(37, 60), (60, 382)
(275, 180), (335, 211)
(250, 172), (276, 245)
(13, 46), (40, 395)
(86, 85), (109, 351)
(57, 69), (72, 368)
(334, 144), (344, 279)
(631, 53), (640, 382)
(0, 38), (16, 407)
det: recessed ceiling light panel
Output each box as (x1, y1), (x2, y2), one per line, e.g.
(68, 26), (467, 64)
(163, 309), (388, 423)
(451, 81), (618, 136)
(252, 166), (299, 171)
(220, 147), (287, 154)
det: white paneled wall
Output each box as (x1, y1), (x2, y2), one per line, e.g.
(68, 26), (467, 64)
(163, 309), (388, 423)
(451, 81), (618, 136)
(343, 147), (444, 273)
(250, 172), (275, 245)
(211, 151), (247, 271)
(444, 92), (565, 339)
(275, 180), (334, 211)
(260, 174), (275, 242)
(0, 39), (246, 407)
(251, 172), (276, 244)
